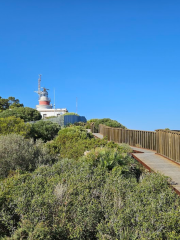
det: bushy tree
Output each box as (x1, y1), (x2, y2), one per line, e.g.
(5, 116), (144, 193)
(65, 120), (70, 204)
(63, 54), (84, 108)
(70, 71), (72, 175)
(0, 107), (41, 122)
(0, 96), (23, 112)
(0, 96), (22, 111)
(0, 116), (31, 137)
(7, 96), (24, 109)
(30, 120), (61, 142)
(0, 97), (9, 112)
(0, 134), (57, 179)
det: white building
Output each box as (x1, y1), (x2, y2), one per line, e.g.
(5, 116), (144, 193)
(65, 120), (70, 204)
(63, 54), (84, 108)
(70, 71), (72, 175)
(37, 108), (68, 119)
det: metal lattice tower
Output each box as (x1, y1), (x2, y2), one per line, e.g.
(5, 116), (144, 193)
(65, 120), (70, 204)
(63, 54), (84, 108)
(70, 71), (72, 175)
(35, 74), (42, 99)
(38, 74), (41, 94)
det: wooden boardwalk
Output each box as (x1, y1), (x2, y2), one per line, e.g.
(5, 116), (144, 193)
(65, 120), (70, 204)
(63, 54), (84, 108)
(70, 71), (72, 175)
(92, 133), (180, 195)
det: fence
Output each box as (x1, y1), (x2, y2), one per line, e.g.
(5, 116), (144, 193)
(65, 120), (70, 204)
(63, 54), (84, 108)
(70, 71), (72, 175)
(42, 115), (87, 127)
(95, 124), (180, 163)
(90, 123), (99, 133)
(99, 124), (156, 150)
(156, 130), (180, 163)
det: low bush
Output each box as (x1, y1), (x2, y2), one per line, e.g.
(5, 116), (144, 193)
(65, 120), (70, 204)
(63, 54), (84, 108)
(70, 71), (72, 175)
(94, 118), (126, 130)
(47, 126), (130, 159)
(82, 147), (141, 179)
(56, 126), (93, 141)
(0, 134), (57, 179)
(87, 118), (126, 131)
(63, 112), (79, 116)
(45, 116), (58, 119)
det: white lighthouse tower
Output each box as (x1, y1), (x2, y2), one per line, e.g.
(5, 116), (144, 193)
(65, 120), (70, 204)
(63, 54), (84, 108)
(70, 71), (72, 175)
(36, 87), (53, 110)
(35, 75), (68, 118)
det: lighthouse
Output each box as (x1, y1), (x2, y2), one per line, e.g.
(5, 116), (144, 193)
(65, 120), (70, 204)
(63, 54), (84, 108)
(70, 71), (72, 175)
(35, 75), (68, 118)
(36, 87), (53, 110)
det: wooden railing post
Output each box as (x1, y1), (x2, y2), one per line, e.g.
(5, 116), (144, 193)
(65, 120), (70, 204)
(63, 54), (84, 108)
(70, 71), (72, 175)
(91, 123), (94, 133)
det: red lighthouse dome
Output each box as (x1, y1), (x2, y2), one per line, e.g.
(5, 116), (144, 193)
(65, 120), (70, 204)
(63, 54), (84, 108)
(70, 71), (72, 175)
(36, 87), (53, 110)
(39, 87), (51, 106)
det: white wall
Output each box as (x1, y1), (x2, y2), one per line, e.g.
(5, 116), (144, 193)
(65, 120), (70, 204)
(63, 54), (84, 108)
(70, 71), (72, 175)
(38, 110), (66, 119)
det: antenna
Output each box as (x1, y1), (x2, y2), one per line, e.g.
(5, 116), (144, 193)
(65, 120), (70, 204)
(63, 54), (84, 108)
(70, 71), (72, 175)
(54, 88), (55, 116)
(34, 74), (42, 99)
(38, 74), (41, 94)
(76, 97), (78, 114)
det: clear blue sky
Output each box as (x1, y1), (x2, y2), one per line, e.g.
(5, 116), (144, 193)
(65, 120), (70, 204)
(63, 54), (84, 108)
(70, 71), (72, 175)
(0, 0), (180, 130)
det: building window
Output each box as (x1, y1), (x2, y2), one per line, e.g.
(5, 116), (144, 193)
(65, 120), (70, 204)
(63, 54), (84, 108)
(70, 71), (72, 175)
(57, 114), (60, 117)
(43, 114), (47, 119)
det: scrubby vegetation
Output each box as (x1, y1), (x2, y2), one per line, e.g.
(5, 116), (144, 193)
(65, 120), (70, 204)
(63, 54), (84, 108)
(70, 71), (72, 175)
(0, 116), (31, 137)
(0, 116), (60, 142)
(63, 112), (79, 116)
(0, 116), (180, 239)
(47, 126), (131, 160)
(0, 146), (180, 239)
(0, 107), (41, 122)
(0, 134), (57, 179)
(44, 116), (58, 119)
(29, 120), (61, 142)
(86, 118), (126, 131)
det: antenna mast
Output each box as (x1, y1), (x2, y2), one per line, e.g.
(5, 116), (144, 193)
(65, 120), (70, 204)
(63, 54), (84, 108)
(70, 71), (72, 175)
(54, 88), (55, 116)
(76, 97), (78, 114)
(35, 74), (42, 99)
(38, 74), (41, 94)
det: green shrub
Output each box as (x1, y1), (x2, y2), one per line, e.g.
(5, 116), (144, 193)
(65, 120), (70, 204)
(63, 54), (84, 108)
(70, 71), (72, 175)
(45, 116), (57, 119)
(1, 156), (180, 239)
(87, 119), (99, 123)
(0, 147), (139, 239)
(57, 126), (93, 141)
(0, 134), (57, 179)
(94, 118), (126, 130)
(96, 173), (180, 239)
(1, 125), (180, 239)
(30, 120), (61, 142)
(0, 107), (42, 122)
(82, 147), (139, 176)
(85, 119), (99, 129)
(47, 126), (129, 160)
(0, 116), (31, 137)
(63, 112), (79, 116)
